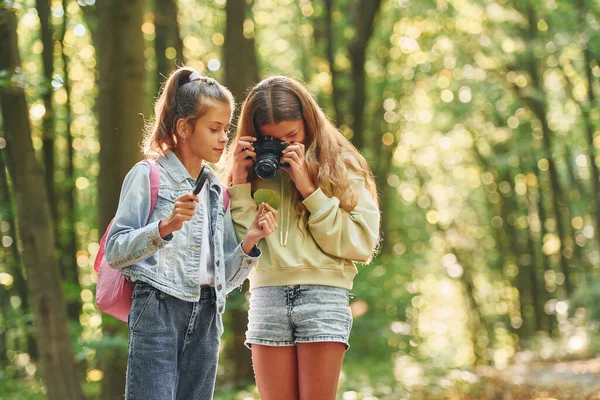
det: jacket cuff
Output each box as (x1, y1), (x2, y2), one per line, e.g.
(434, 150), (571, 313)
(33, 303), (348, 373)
(228, 244), (261, 289)
(146, 220), (171, 249)
(236, 242), (261, 262)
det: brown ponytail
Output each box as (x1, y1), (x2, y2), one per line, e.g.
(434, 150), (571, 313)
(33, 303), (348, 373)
(142, 67), (234, 159)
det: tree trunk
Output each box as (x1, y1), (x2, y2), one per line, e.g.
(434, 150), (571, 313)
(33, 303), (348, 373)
(323, 0), (343, 125)
(518, 3), (572, 296)
(222, 0), (260, 387)
(35, 0), (56, 223)
(59, 0), (82, 322)
(348, 0), (381, 150)
(154, 0), (184, 89)
(577, 0), (600, 252)
(0, 149), (38, 359)
(0, 6), (84, 399)
(97, 1), (146, 398)
(224, 0), (259, 113)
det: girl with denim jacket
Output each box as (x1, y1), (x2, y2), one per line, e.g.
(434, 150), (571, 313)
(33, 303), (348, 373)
(223, 76), (380, 400)
(105, 67), (278, 400)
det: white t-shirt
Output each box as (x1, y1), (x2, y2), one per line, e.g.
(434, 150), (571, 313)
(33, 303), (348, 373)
(198, 185), (214, 286)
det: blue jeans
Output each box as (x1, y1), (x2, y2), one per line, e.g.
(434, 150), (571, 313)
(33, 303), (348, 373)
(125, 281), (222, 400)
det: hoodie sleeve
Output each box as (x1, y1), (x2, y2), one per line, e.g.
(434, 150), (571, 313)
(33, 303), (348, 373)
(302, 177), (380, 263)
(227, 183), (258, 242)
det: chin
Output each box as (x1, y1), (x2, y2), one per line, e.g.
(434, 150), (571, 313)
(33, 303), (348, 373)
(207, 155), (222, 164)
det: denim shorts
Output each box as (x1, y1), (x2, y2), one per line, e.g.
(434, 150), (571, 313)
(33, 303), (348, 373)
(245, 285), (353, 350)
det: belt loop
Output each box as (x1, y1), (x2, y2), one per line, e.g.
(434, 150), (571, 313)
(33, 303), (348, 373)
(158, 291), (166, 300)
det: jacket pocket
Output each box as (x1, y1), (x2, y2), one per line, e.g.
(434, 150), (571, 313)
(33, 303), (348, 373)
(155, 188), (178, 218)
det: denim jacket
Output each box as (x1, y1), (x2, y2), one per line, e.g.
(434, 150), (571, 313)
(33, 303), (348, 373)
(105, 150), (260, 315)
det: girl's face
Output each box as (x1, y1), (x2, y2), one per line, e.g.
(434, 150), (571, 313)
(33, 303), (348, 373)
(186, 102), (231, 163)
(259, 119), (306, 145)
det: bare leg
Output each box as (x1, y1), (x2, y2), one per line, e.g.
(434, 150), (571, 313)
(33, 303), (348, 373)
(252, 345), (299, 400)
(297, 342), (346, 400)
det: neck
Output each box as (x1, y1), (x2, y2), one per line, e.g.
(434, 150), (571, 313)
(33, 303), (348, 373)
(173, 147), (204, 178)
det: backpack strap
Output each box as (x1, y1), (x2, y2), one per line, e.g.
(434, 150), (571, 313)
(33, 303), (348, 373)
(222, 185), (230, 210)
(143, 160), (160, 219)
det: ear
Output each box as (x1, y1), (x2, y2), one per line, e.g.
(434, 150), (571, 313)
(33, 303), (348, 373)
(175, 118), (189, 139)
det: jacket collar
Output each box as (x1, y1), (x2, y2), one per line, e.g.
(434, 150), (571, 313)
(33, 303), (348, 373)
(157, 150), (221, 190)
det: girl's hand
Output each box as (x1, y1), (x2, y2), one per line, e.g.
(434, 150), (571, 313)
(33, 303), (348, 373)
(242, 203), (278, 254)
(281, 142), (316, 198)
(232, 136), (257, 185)
(158, 193), (198, 238)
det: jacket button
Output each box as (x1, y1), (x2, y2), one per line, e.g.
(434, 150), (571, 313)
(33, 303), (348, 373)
(171, 192), (176, 199)
(217, 284), (222, 290)
(152, 237), (160, 247)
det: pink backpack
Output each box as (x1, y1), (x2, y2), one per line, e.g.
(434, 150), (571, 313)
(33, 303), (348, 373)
(94, 160), (230, 322)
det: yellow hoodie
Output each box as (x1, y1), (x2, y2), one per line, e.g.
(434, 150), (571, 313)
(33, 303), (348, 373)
(228, 170), (380, 290)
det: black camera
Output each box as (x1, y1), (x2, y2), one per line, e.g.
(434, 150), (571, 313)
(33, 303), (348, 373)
(253, 136), (289, 179)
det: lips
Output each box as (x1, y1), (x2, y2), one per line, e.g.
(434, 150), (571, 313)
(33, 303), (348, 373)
(214, 148), (224, 154)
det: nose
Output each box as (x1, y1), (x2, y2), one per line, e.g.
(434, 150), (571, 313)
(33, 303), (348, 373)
(219, 133), (228, 143)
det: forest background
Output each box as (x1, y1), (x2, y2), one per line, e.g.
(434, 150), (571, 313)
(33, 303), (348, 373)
(1, 0), (600, 399)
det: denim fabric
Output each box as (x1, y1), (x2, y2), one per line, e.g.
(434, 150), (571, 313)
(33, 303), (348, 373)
(245, 285), (353, 350)
(125, 281), (222, 400)
(105, 150), (261, 314)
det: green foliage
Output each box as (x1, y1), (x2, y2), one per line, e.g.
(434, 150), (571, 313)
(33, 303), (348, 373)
(2, 0), (600, 397)
(252, 188), (281, 210)
(571, 275), (600, 323)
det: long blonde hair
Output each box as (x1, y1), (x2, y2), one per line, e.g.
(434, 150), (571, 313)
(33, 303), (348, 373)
(223, 76), (378, 220)
(142, 67), (234, 159)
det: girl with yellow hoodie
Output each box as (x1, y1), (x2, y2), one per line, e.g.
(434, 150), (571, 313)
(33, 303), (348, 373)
(223, 76), (380, 400)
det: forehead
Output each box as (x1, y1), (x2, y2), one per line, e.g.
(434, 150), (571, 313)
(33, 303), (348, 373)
(197, 102), (232, 123)
(259, 119), (303, 138)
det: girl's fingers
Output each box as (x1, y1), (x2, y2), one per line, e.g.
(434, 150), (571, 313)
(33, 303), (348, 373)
(176, 200), (197, 210)
(176, 209), (195, 218)
(258, 220), (270, 233)
(258, 214), (275, 230)
(236, 140), (255, 154)
(177, 193), (199, 203)
(259, 212), (277, 232)
(281, 156), (300, 169)
(282, 151), (300, 163)
(236, 150), (256, 162)
(263, 203), (278, 219)
(258, 203), (267, 215)
(267, 212), (278, 229)
(242, 150), (257, 159)
(283, 144), (304, 157)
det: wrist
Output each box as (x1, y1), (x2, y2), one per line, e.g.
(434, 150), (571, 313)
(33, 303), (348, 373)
(299, 184), (317, 199)
(158, 219), (174, 239)
(241, 239), (259, 255)
(232, 171), (248, 186)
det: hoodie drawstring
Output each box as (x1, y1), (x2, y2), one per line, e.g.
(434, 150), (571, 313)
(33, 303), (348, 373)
(280, 174), (291, 247)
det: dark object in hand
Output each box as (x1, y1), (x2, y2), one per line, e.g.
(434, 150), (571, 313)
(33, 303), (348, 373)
(193, 165), (210, 195)
(252, 136), (289, 179)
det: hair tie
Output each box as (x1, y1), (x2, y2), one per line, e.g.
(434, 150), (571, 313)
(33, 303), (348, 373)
(189, 71), (201, 82)
(184, 71), (216, 86)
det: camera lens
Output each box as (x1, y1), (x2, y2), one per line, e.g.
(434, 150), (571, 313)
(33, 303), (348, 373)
(255, 155), (279, 179)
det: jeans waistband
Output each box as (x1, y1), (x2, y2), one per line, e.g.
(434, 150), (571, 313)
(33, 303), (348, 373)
(199, 285), (216, 300)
